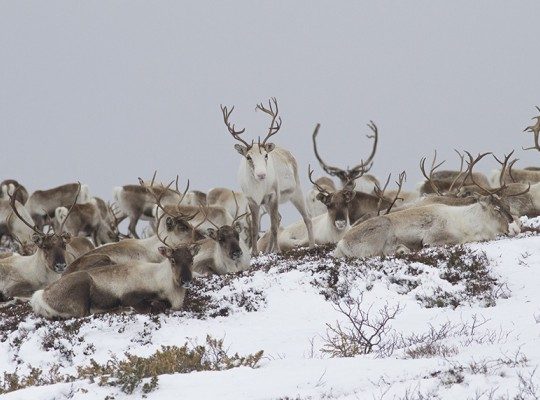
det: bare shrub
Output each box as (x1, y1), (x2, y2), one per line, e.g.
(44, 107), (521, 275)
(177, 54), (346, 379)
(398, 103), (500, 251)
(321, 294), (403, 357)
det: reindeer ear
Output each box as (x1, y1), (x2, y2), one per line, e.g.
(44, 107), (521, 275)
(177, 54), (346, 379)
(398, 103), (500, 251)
(190, 243), (201, 257)
(316, 192), (330, 205)
(234, 144), (247, 156)
(62, 232), (72, 243)
(158, 246), (172, 258)
(265, 143), (276, 153)
(206, 228), (218, 240)
(32, 233), (43, 246)
(165, 216), (175, 231)
(233, 221), (243, 233)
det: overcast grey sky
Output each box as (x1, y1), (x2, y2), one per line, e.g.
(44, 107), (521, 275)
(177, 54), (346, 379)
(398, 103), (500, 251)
(1, 1), (539, 225)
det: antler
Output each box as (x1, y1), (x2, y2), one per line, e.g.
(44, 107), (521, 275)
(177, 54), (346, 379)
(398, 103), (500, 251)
(256, 97), (282, 146)
(420, 150), (446, 195)
(58, 183), (82, 234)
(230, 191), (249, 226)
(308, 165), (331, 196)
(464, 151), (498, 196)
(523, 106), (540, 151)
(373, 172), (406, 215)
(448, 150), (467, 193)
(492, 150), (516, 188)
(220, 105), (251, 148)
(312, 121), (378, 180)
(312, 124), (345, 176)
(8, 187), (42, 235)
(349, 121), (378, 175)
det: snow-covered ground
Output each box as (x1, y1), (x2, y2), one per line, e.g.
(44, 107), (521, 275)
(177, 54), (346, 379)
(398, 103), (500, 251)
(1, 218), (540, 400)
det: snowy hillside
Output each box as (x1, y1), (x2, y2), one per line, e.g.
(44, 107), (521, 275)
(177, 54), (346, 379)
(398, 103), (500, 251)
(1, 218), (540, 400)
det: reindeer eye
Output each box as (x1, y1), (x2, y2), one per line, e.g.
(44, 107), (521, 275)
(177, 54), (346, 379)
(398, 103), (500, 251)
(246, 155), (252, 161)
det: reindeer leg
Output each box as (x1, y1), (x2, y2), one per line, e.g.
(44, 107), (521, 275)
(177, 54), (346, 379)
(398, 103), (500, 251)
(290, 190), (315, 248)
(127, 213), (141, 239)
(268, 195), (281, 254)
(248, 200), (260, 256)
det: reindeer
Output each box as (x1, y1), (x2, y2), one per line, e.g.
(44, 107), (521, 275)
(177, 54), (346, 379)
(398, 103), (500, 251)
(64, 180), (205, 274)
(419, 150), (491, 195)
(192, 206), (250, 275)
(31, 239), (199, 319)
(25, 183), (91, 230)
(53, 198), (118, 246)
(335, 153), (523, 259)
(207, 188), (249, 217)
(0, 187), (78, 300)
(0, 197), (36, 255)
(305, 176), (336, 218)
(312, 122), (380, 192)
(113, 174), (190, 238)
(221, 98), (314, 254)
(0, 180), (28, 205)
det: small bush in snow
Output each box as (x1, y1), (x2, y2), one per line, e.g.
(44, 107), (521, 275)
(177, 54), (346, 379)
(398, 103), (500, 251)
(77, 335), (264, 394)
(321, 294), (403, 357)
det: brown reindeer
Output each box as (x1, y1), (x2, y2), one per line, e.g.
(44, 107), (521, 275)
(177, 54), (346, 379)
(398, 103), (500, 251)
(31, 237), (200, 318)
(0, 180), (28, 205)
(53, 198), (118, 245)
(25, 183), (91, 230)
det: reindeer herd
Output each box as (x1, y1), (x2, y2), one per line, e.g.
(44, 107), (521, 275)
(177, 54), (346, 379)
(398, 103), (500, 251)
(0, 100), (539, 320)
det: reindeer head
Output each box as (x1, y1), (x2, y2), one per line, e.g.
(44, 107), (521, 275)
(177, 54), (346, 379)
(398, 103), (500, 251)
(201, 198), (246, 261)
(312, 121), (378, 188)
(221, 98), (281, 182)
(158, 244), (200, 288)
(33, 232), (72, 273)
(308, 167), (353, 230)
(465, 151), (528, 236)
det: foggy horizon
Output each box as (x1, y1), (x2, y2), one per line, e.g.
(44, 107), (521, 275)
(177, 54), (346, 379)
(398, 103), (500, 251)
(1, 1), (539, 226)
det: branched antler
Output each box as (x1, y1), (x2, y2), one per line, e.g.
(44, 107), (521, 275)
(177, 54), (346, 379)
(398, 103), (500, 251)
(523, 106), (540, 151)
(420, 150), (446, 195)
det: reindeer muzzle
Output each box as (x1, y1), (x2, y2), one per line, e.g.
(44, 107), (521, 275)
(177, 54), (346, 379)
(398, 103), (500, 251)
(334, 220), (347, 230)
(54, 263), (67, 273)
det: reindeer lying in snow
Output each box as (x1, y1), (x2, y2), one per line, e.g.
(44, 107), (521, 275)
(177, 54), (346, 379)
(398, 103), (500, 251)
(335, 196), (521, 259)
(31, 242), (199, 319)
(64, 183), (205, 274)
(191, 208), (250, 275)
(0, 188), (79, 300)
(335, 153), (525, 259)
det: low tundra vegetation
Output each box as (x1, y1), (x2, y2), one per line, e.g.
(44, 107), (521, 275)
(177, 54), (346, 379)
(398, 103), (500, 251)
(0, 335), (263, 395)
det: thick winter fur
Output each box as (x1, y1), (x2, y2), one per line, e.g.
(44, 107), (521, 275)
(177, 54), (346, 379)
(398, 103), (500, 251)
(351, 174), (379, 194)
(207, 188), (250, 217)
(0, 180), (28, 205)
(0, 199), (36, 255)
(420, 171), (491, 195)
(492, 168), (540, 186)
(335, 197), (520, 259)
(306, 177), (336, 218)
(113, 185), (190, 238)
(26, 183), (91, 229)
(259, 188), (355, 251)
(31, 245), (197, 318)
(235, 144), (314, 255)
(64, 213), (203, 274)
(53, 199), (117, 245)
(192, 223), (250, 275)
(0, 233), (71, 299)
